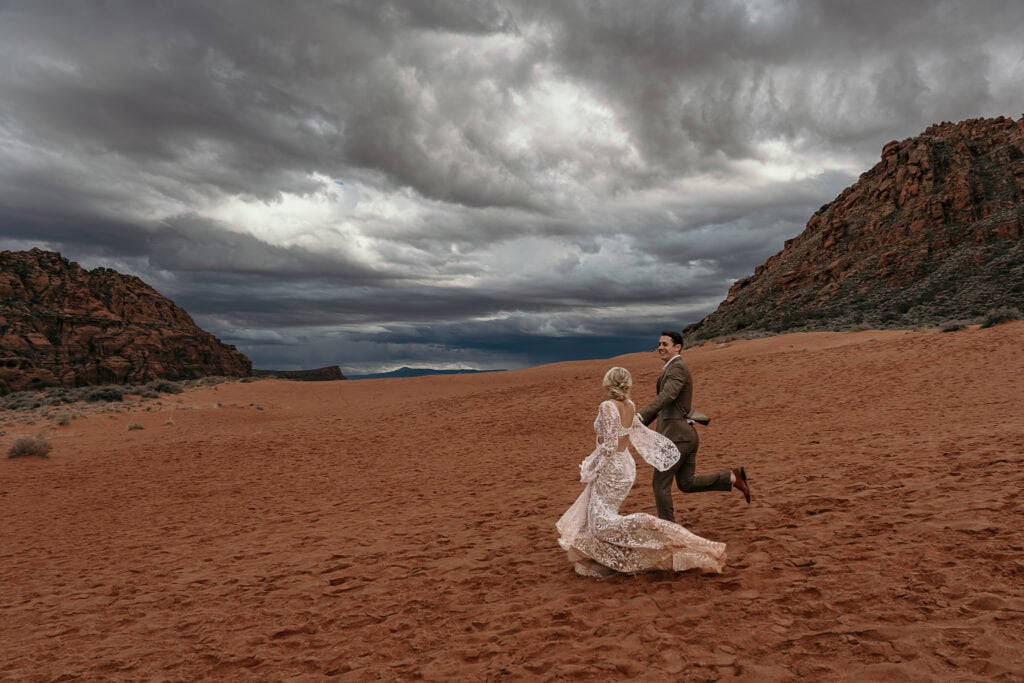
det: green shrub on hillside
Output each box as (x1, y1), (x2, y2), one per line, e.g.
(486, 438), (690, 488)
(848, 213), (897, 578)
(85, 387), (124, 403)
(148, 381), (183, 394)
(980, 306), (1022, 328)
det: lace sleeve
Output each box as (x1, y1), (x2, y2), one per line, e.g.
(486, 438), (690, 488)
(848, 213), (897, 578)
(594, 401), (619, 454)
(578, 401), (620, 483)
(628, 414), (681, 471)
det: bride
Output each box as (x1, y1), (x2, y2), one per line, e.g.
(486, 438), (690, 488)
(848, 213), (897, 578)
(556, 367), (727, 578)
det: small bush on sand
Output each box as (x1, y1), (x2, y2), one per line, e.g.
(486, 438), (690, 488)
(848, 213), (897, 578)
(148, 381), (184, 394)
(86, 387), (124, 403)
(127, 422), (144, 431)
(980, 306), (1022, 329)
(940, 320), (969, 333)
(186, 376), (228, 388)
(8, 435), (52, 458)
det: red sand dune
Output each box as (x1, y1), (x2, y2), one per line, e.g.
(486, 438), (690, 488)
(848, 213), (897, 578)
(3, 324), (1023, 681)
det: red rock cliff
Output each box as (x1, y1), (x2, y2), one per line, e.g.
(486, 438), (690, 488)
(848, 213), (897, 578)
(0, 249), (251, 393)
(687, 116), (1024, 341)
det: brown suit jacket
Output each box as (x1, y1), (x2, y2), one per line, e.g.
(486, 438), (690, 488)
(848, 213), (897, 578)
(639, 356), (697, 445)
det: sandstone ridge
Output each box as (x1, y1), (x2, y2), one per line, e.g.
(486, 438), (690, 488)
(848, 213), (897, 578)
(0, 248), (251, 393)
(687, 116), (1024, 342)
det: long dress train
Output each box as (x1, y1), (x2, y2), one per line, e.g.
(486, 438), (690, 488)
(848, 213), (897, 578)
(556, 400), (726, 576)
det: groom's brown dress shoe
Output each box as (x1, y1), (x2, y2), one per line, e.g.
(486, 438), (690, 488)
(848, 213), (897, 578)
(732, 467), (751, 504)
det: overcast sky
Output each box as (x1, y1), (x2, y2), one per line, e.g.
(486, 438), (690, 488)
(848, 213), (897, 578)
(2, 1), (1023, 373)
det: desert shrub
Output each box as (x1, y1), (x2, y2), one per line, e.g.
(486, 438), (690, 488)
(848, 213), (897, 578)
(8, 435), (52, 458)
(85, 387), (124, 403)
(54, 412), (72, 426)
(980, 306), (1022, 329)
(127, 423), (144, 431)
(58, 387), (88, 404)
(148, 381), (183, 394)
(38, 391), (63, 407)
(184, 376), (224, 388)
(11, 398), (44, 410)
(940, 320), (969, 333)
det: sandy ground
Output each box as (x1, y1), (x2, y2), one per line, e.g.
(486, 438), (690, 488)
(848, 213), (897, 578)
(2, 323), (1023, 681)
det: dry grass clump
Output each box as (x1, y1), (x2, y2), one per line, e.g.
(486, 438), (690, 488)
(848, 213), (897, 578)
(0, 386), (92, 411)
(85, 387), (124, 403)
(940, 320), (971, 333)
(151, 380), (184, 394)
(0, 376), (238, 413)
(183, 376), (231, 388)
(134, 380), (183, 396)
(127, 423), (144, 431)
(0, 395), (44, 411)
(7, 435), (52, 458)
(980, 306), (1022, 329)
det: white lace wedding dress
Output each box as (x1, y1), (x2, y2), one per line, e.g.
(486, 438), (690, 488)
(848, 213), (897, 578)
(556, 400), (727, 576)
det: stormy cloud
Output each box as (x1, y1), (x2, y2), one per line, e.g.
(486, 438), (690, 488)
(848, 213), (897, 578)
(2, 0), (1022, 372)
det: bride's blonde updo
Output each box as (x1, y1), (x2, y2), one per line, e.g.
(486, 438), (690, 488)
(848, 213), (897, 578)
(602, 366), (632, 401)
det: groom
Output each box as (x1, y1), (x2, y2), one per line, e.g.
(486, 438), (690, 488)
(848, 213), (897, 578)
(638, 330), (751, 523)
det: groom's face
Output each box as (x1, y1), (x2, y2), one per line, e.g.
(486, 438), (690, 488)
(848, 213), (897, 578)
(656, 335), (681, 361)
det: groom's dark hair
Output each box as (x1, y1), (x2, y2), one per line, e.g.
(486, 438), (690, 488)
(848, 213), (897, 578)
(661, 330), (683, 347)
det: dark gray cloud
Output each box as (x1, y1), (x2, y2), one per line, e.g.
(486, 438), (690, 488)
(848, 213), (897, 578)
(1, 0), (1023, 372)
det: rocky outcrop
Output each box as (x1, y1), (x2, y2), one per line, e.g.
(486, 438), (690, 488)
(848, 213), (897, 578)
(252, 366), (346, 381)
(0, 249), (251, 393)
(687, 116), (1024, 342)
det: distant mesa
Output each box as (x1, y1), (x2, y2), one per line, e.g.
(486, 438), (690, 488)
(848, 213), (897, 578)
(348, 367), (503, 380)
(252, 366), (347, 381)
(0, 248), (251, 394)
(687, 115), (1024, 343)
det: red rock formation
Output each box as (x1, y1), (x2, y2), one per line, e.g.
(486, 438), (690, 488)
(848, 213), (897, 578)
(688, 116), (1024, 341)
(0, 249), (251, 393)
